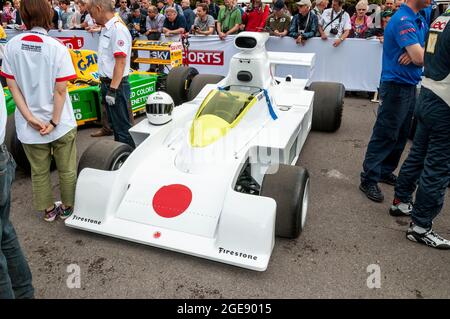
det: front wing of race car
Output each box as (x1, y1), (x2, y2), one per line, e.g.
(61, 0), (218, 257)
(66, 167), (276, 271)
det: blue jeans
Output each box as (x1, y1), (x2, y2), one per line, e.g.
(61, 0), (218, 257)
(100, 78), (135, 148)
(395, 87), (450, 229)
(361, 81), (417, 184)
(0, 144), (34, 299)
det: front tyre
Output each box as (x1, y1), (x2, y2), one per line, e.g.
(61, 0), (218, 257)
(77, 140), (133, 175)
(260, 164), (310, 238)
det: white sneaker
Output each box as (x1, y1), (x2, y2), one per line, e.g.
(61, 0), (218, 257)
(389, 199), (412, 217)
(406, 223), (450, 249)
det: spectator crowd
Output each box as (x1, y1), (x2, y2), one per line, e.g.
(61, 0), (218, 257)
(0, 0), (435, 45)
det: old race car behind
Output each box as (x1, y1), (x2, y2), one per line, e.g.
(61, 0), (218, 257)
(3, 41), (200, 172)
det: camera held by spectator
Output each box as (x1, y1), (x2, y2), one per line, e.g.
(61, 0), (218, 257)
(318, 0), (352, 47)
(288, 0), (319, 45)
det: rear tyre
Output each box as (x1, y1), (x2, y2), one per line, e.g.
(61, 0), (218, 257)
(4, 116), (17, 160)
(165, 66), (199, 106)
(77, 140), (133, 175)
(260, 164), (310, 239)
(5, 116), (58, 174)
(5, 113), (31, 175)
(308, 82), (345, 132)
(187, 74), (225, 101)
(5, 116), (31, 173)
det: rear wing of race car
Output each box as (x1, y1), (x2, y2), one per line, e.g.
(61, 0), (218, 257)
(267, 52), (315, 68)
(267, 51), (316, 80)
(225, 32), (316, 89)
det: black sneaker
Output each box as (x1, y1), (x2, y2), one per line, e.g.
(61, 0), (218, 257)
(359, 182), (384, 202)
(389, 198), (412, 217)
(406, 223), (450, 249)
(380, 173), (397, 186)
(59, 206), (74, 220)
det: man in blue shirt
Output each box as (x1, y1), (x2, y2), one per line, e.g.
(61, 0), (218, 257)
(390, 8), (450, 248)
(163, 7), (187, 38)
(360, 0), (428, 202)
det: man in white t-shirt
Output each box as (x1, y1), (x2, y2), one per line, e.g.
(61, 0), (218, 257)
(318, 0), (351, 47)
(0, 86), (34, 299)
(86, 0), (135, 148)
(1, 0), (78, 222)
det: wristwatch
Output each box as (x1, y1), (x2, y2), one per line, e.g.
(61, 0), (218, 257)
(49, 119), (58, 127)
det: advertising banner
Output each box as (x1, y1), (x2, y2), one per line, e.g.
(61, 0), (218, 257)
(5, 30), (382, 91)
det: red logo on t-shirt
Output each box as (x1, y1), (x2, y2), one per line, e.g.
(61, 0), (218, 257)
(21, 35), (44, 43)
(117, 40), (125, 47)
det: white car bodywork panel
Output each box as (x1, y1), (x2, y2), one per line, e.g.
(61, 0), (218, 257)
(66, 32), (315, 271)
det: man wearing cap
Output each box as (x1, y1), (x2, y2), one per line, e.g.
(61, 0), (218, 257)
(366, 9), (393, 43)
(289, 0), (319, 45)
(359, 0), (427, 203)
(318, 0), (351, 47)
(389, 7), (450, 249)
(265, 0), (291, 36)
(86, 0), (135, 148)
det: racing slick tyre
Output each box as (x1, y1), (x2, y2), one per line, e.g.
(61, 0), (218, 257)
(187, 74), (225, 101)
(166, 66), (199, 106)
(5, 115), (31, 173)
(77, 140), (133, 175)
(260, 164), (310, 239)
(308, 82), (345, 132)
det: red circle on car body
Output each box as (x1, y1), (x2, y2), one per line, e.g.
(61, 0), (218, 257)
(152, 184), (192, 218)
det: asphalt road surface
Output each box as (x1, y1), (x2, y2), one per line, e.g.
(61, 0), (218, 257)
(9, 96), (450, 299)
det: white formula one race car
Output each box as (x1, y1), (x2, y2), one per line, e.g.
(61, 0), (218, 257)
(66, 32), (345, 271)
